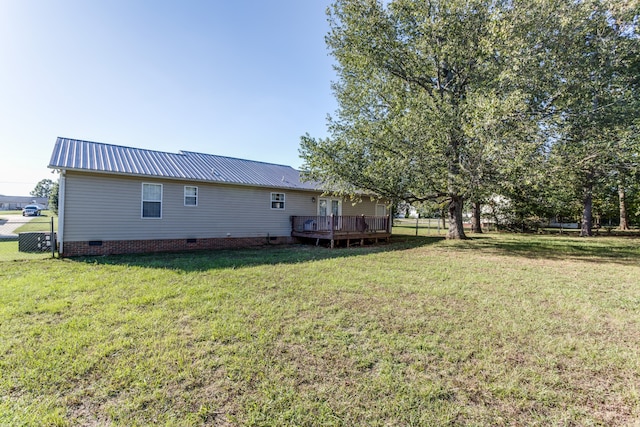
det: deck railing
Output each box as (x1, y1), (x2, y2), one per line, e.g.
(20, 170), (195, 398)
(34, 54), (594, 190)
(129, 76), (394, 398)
(291, 215), (391, 234)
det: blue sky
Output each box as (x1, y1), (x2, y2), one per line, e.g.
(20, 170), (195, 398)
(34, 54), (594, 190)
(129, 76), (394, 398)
(0, 0), (336, 196)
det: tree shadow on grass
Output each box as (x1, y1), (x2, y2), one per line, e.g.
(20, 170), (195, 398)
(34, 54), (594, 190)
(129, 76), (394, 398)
(451, 233), (640, 266)
(70, 233), (639, 271)
(73, 235), (444, 272)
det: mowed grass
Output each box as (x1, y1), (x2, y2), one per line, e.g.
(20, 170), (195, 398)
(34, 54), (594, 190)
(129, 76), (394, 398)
(1, 234), (640, 426)
(0, 211), (58, 261)
(12, 211), (58, 234)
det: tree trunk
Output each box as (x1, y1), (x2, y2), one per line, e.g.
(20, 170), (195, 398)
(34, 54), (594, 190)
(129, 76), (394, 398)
(471, 201), (483, 233)
(619, 186), (630, 231)
(447, 195), (467, 239)
(446, 126), (466, 239)
(580, 178), (593, 237)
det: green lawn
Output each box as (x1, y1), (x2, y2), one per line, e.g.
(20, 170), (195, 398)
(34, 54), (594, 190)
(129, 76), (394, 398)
(0, 211), (21, 216)
(1, 233), (639, 426)
(11, 211), (57, 235)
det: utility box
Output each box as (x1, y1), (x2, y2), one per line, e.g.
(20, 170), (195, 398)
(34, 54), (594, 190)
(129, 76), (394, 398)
(19, 232), (55, 252)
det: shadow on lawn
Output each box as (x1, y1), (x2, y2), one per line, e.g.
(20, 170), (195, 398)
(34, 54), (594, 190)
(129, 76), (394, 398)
(450, 234), (640, 266)
(72, 233), (639, 270)
(74, 235), (445, 272)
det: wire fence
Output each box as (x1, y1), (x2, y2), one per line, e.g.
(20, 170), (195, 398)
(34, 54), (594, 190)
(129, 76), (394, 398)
(392, 217), (498, 236)
(0, 213), (57, 261)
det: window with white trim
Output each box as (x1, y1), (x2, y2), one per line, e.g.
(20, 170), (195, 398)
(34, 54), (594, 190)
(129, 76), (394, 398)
(184, 186), (198, 206)
(142, 183), (162, 218)
(271, 192), (285, 210)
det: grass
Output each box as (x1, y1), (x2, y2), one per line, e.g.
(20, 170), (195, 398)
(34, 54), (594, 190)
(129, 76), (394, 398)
(0, 211), (57, 261)
(11, 211), (58, 235)
(1, 232), (640, 425)
(0, 210), (26, 216)
(0, 241), (55, 261)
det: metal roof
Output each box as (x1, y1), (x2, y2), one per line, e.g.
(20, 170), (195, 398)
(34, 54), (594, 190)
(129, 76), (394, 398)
(48, 137), (320, 190)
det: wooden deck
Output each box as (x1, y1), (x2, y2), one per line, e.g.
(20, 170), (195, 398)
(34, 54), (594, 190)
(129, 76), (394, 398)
(291, 215), (392, 248)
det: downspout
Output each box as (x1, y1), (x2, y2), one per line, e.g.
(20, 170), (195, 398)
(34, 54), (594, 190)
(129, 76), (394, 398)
(58, 170), (66, 256)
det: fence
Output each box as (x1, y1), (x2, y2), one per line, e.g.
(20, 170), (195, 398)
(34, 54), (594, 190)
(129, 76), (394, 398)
(392, 218), (498, 236)
(0, 213), (57, 260)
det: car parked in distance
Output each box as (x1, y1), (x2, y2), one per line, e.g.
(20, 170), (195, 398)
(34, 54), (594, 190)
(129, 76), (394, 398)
(22, 205), (41, 216)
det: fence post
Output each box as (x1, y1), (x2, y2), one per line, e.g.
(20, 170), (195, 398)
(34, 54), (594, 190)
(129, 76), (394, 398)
(51, 216), (55, 258)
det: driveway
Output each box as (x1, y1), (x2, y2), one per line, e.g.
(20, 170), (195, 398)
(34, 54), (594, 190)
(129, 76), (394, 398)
(0, 215), (36, 239)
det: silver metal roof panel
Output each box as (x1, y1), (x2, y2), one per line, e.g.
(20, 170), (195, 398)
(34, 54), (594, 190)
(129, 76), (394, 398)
(48, 137), (319, 190)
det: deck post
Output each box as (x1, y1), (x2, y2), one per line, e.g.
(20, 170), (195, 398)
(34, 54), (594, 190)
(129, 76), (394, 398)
(330, 214), (335, 249)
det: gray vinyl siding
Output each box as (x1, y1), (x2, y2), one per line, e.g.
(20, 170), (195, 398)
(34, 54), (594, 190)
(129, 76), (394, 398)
(63, 172), (383, 242)
(341, 198), (381, 216)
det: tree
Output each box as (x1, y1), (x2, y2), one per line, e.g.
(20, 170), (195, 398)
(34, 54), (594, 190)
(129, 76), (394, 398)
(300, 0), (537, 239)
(30, 179), (55, 198)
(48, 181), (59, 215)
(619, 185), (630, 230)
(542, 0), (640, 237)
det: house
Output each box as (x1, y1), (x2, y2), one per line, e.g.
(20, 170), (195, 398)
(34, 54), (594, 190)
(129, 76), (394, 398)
(48, 137), (391, 256)
(0, 195), (48, 211)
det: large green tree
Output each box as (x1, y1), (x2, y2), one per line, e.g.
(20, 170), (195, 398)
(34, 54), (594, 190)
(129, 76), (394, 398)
(300, 0), (535, 239)
(543, 0), (640, 236)
(30, 178), (55, 198)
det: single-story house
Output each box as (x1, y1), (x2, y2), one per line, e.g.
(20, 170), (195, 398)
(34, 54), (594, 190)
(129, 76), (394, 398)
(48, 137), (391, 256)
(0, 195), (48, 211)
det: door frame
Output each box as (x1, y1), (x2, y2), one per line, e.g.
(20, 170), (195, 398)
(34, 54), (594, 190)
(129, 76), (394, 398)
(317, 198), (343, 230)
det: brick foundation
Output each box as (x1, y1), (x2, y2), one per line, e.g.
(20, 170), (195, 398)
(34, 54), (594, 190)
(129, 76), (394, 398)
(61, 236), (295, 257)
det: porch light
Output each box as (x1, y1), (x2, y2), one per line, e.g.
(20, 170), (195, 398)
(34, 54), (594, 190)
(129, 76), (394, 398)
(312, 197), (316, 203)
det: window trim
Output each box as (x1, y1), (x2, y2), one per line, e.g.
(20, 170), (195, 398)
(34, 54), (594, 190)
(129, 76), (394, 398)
(141, 182), (163, 219)
(270, 192), (285, 210)
(184, 185), (198, 207)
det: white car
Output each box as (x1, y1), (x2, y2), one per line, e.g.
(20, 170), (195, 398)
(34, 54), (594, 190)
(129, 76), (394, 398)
(22, 205), (42, 216)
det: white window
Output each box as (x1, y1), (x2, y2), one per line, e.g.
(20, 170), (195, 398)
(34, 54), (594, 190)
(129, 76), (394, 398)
(271, 192), (285, 210)
(142, 183), (162, 219)
(184, 186), (198, 206)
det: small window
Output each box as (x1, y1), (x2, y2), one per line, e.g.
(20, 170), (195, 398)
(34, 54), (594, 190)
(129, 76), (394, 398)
(271, 192), (285, 210)
(142, 183), (162, 219)
(184, 186), (198, 206)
